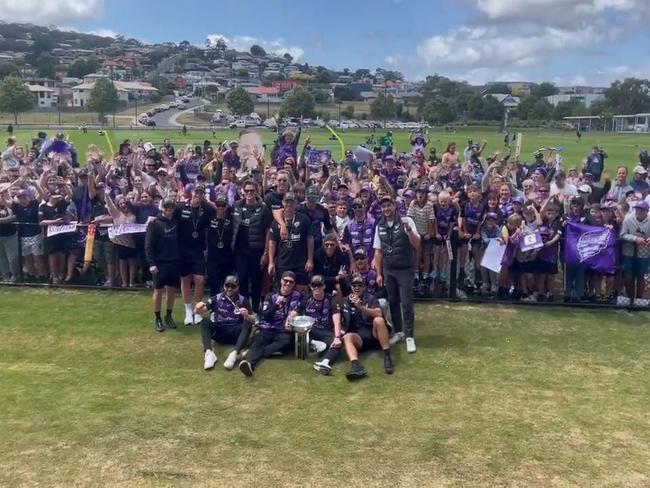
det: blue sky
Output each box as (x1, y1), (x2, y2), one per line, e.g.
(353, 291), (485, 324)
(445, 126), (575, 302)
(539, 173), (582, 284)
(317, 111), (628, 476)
(2, 0), (649, 85)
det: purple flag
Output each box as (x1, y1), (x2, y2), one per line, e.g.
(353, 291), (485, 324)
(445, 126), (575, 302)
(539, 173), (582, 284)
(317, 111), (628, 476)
(565, 221), (616, 273)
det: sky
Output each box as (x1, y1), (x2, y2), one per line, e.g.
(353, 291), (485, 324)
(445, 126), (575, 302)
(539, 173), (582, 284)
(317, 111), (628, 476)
(1, 0), (649, 86)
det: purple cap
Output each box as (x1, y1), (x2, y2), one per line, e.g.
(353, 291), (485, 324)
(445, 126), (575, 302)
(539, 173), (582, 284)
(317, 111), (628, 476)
(403, 189), (415, 198)
(634, 201), (649, 210)
(512, 196), (524, 204)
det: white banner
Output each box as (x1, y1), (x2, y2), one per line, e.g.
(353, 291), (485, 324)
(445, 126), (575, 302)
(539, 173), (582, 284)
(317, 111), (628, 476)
(47, 222), (78, 237)
(481, 238), (506, 274)
(108, 223), (148, 239)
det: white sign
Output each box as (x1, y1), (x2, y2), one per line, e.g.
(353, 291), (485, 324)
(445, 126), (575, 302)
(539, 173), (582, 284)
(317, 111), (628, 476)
(481, 238), (506, 274)
(47, 222), (78, 237)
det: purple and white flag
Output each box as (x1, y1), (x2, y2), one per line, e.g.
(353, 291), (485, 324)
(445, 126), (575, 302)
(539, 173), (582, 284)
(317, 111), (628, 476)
(565, 221), (616, 273)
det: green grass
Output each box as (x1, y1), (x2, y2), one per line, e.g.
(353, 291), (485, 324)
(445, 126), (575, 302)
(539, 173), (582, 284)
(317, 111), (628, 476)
(5, 126), (650, 172)
(1, 288), (649, 487)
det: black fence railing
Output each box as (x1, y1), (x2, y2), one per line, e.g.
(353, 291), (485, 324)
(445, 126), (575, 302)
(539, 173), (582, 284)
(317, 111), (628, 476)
(0, 221), (648, 310)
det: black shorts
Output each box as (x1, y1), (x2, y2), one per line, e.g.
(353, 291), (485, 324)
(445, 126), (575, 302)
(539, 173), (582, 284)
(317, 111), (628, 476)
(310, 327), (335, 345)
(432, 237), (447, 246)
(536, 260), (558, 275)
(210, 324), (244, 345)
(116, 244), (138, 260)
(357, 326), (381, 352)
(276, 267), (309, 286)
(45, 235), (71, 255)
(154, 262), (180, 289)
(179, 252), (206, 277)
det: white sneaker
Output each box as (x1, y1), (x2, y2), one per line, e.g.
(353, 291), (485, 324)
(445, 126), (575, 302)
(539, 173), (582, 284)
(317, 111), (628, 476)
(310, 340), (327, 353)
(184, 313), (194, 326)
(406, 337), (417, 353)
(203, 349), (217, 370)
(313, 359), (332, 375)
(389, 331), (405, 346)
(633, 298), (649, 308)
(193, 313), (203, 325)
(616, 295), (630, 306)
(240, 349), (249, 359)
(223, 350), (239, 370)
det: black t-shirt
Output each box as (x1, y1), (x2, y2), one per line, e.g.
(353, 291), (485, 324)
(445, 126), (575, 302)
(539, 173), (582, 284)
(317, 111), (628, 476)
(13, 201), (41, 237)
(270, 212), (311, 269)
(39, 201), (68, 238)
(207, 215), (233, 261)
(264, 191), (285, 212)
(91, 199), (111, 241)
(342, 292), (381, 330)
(175, 203), (214, 251)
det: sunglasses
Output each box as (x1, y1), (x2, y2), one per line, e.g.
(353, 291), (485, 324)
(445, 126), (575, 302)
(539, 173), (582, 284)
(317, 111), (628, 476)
(539, 189), (549, 193)
(352, 205), (363, 210)
(224, 284), (237, 289)
(243, 189), (256, 194)
(324, 243), (336, 247)
(310, 283), (324, 288)
(281, 279), (295, 284)
(351, 283), (364, 288)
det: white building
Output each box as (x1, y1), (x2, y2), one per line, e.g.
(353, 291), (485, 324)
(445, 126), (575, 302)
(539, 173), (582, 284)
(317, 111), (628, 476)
(26, 85), (58, 108)
(486, 93), (521, 109)
(546, 93), (605, 108)
(72, 74), (157, 107)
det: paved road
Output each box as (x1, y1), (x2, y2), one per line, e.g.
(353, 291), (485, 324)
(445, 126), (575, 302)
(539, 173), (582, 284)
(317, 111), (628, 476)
(146, 98), (204, 128)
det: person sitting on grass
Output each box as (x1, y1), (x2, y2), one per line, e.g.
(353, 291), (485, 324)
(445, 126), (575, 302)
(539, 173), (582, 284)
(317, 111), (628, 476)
(341, 274), (394, 381)
(195, 275), (254, 371)
(294, 274), (343, 376)
(238, 271), (302, 377)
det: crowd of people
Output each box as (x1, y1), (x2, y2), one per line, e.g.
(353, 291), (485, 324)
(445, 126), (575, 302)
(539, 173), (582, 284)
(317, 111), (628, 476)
(1, 125), (649, 377)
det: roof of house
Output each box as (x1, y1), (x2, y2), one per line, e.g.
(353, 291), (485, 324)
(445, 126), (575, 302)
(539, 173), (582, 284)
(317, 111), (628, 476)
(72, 80), (157, 92)
(245, 86), (280, 95)
(25, 85), (56, 93)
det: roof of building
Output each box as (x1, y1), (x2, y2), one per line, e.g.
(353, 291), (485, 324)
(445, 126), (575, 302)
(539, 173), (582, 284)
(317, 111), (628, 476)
(72, 80), (157, 92)
(25, 85), (56, 93)
(245, 86), (280, 95)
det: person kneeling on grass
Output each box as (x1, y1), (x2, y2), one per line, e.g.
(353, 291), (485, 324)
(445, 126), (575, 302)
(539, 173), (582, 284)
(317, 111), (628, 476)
(294, 274), (343, 376)
(341, 274), (394, 381)
(238, 271), (302, 377)
(195, 275), (254, 371)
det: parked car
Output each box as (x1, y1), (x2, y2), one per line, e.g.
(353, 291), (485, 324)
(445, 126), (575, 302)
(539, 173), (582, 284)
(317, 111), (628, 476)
(146, 110), (155, 117)
(147, 120), (156, 127)
(181, 97), (190, 103)
(229, 119), (246, 129)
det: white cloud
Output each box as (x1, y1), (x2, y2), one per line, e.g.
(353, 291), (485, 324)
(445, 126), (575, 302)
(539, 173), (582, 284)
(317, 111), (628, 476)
(385, 0), (649, 83)
(206, 34), (304, 61)
(0, 0), (103, 25)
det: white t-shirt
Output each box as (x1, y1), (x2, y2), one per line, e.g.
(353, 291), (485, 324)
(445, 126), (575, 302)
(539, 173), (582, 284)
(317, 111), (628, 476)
(373, 216), (418, 250)
(550, 181), (577, 198)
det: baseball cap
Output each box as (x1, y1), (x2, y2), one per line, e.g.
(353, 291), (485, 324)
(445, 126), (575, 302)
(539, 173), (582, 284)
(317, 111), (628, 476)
(281, 270), (296, 281)
(578, 184), (592, 193)
(512, 196), (524, 204)
(283, 192), (297, 202)
(353, 248), (367, 259)
(143, 142), (155, 153)
(193, 184), (206, 194)
(224, 275), (239, 286)
(351, 274), (365, 285)
(323, 233), (338, 244)
(351, 197), (364, 208)
(310, 275), (325, 287)
(634, 201), (649, 210)
(403, 188), (415, 198)
(161, 198), (175, 208)
(345, 149), (353, 156)
(337, 182), (349, 190)
(583, 172), (595, 179)
(484, 212), (498, 221)
(633, 165), (648, 174)
(379, 194), (394, 204)
(214, 194), (227, 205)
(17, 189), (31, 197)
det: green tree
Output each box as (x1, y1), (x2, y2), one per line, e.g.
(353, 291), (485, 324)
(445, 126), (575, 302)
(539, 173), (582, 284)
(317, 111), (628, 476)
(310, 89), (329, 103)
(250, 44), (266, 57)
(314, 69), (336, 84)
(281, 85), (315, 117)
(0, 76), (34, 124)
(481, 95), (505, 120)
(333, 85), (360, 101)
(530, 99), (553, 120)
(552, 100), (585, 120)
(35, 53), (57, 78)
(148, 92), (162, 103)
(226, 87), (254, 115)
(88, 78), (119, 122)
(516, 95), (539, 120)
(0, 62), (20, 80)
(418, 98), (456, 125)
(283, 53), (293, 63)
(605, 78), (650, 114)
(531, 82), (559, 98)
(370, 93), (396, 119)
(341, 104), (355, 118)
(67, 58), (99, 79)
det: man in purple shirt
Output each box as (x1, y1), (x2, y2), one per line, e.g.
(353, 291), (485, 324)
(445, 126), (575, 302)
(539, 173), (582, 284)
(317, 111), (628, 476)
(238, 271), (302, 377)
(196, 275), (254, 371)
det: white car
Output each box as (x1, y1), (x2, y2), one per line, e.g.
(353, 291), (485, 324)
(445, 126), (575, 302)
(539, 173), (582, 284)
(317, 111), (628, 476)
(229, 119), (246, 129)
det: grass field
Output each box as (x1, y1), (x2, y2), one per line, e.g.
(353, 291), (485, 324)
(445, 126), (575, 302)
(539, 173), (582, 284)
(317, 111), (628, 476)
(5, 126), (650, 172)
(1, 288), (648, 487)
